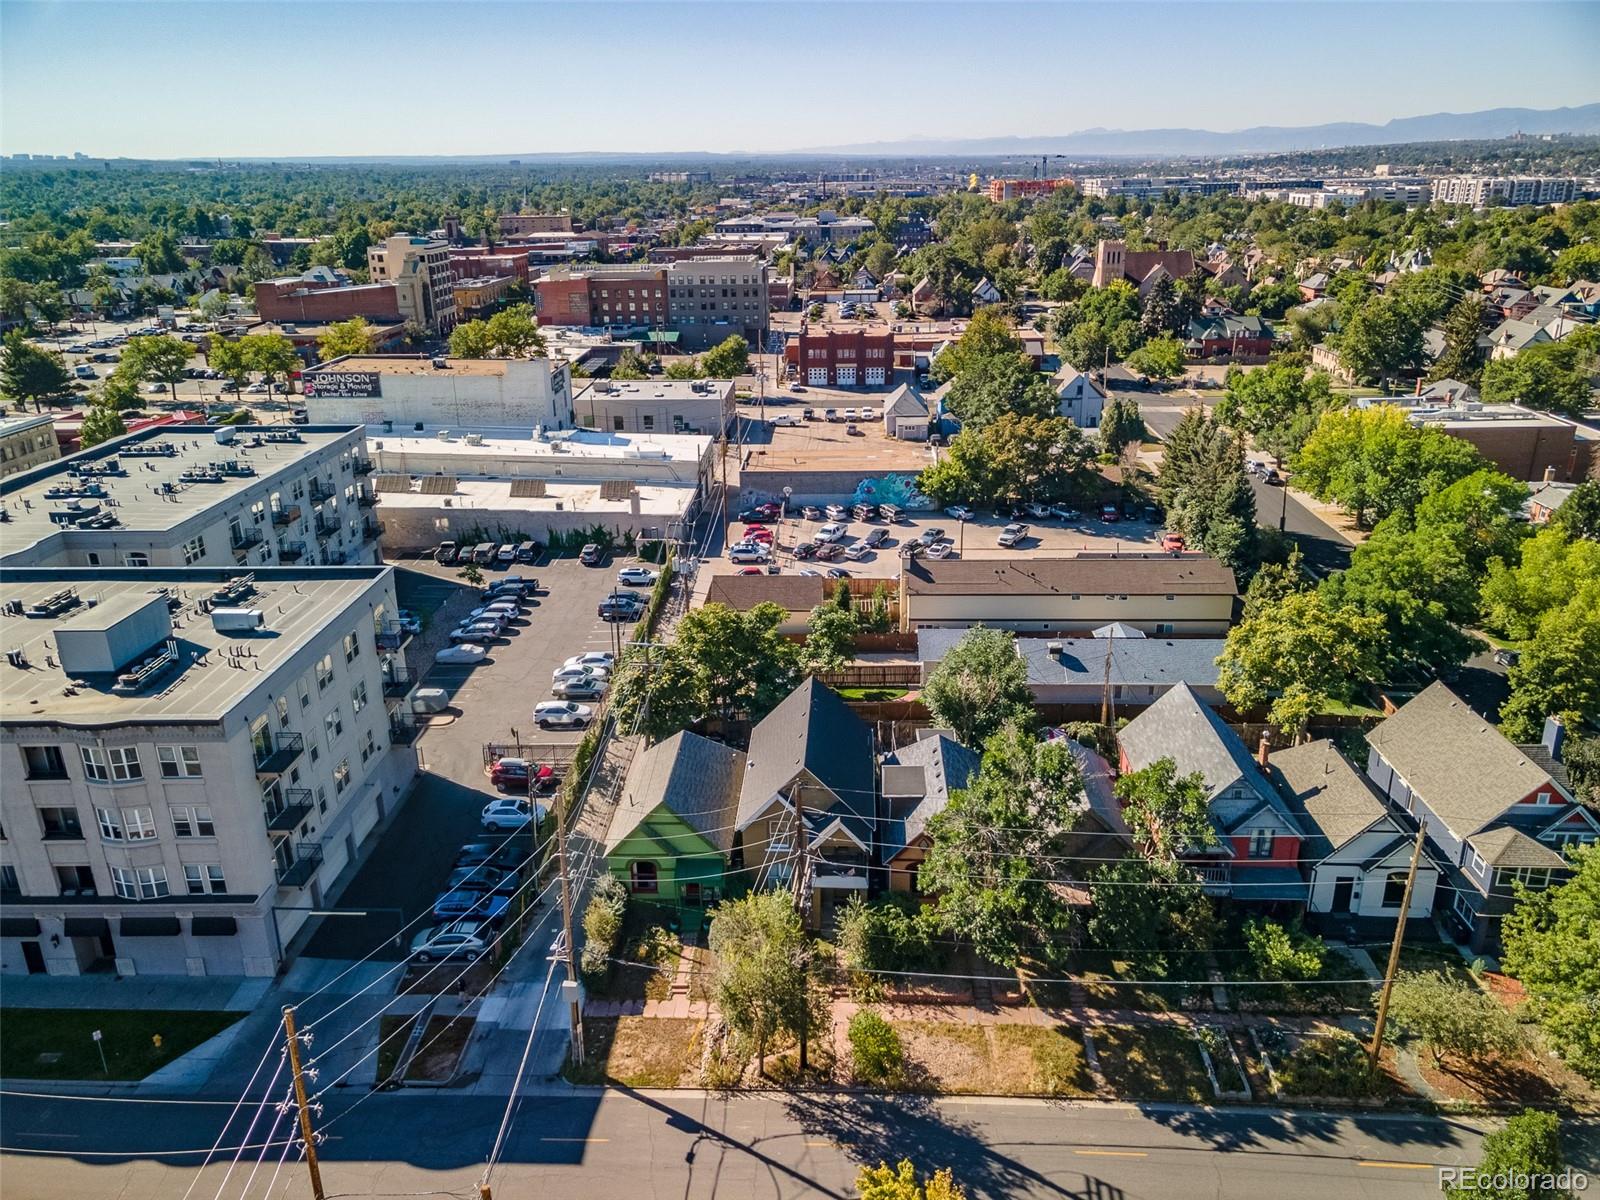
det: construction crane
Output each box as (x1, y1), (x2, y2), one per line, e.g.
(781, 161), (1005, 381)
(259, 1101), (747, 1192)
(1036, 153), (1068, 181)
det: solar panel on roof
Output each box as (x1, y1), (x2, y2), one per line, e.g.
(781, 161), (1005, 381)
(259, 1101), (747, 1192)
(373, 475), (413, 493)
(508, 479), (547, 498)
(417, 476), (458, 495)
(599, 480), (637, 501)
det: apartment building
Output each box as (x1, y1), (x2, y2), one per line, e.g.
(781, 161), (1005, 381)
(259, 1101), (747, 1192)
(497, 213), (574, 236)
(987, 178), (1071, 203)
(1431, 176), (1579, 208)
(535, 257), (769, 352)
(0, 425), (381, 571)
(785, 325), (896, 387)
(711, 213), (874, 246)
(366, 235), (457, 333)
(0, 565), (419, 978)
(0, 413), (61, 479)
(253, 266), (404, 325)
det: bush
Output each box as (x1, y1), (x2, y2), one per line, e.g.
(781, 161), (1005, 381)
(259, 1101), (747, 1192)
(580, 873), (628, 980)
(1276, 1033), (1384, 1098)
(1244, 917), (1326, 981)
(848, 1009), (904, 1086)
(837, 895), (943, 976)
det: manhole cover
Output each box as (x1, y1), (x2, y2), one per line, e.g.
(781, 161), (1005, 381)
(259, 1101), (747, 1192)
(36, 1052), (63, 1065)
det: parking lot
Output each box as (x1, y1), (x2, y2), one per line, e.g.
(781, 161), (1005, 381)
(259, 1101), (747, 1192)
(301, 549), (649, 962)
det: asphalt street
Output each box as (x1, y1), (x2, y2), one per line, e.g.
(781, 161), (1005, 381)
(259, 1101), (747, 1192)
(0, 1086), (1525, 1200)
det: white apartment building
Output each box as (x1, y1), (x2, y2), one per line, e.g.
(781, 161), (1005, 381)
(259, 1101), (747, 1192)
(0, 425), (381, 572)
(366, 235), (458, 333)
(0, 566), (419, 978)
(1430, 176), (1579, 207)
(302, 355), (575, 430)
(0, 412), (61, 479)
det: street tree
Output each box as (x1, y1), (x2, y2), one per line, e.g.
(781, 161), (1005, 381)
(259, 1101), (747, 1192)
(240, 332), (299, 403)
(1500, 844), (1600, 1084)
(920, 626), (1034, 746)
(609, 348), (651, 380)
(207, 335), (252, 393)
(1334, 295), (1424, 389)
(122, 334), (192, 406)
(662, 358), (704, 380)
(1124, 334), (1185, 383)
(700, 335), (749, 378)
(449, 320), (496, 359)
(77, 401), (127, 448)
(856, 1160), (966, 1200)
(1384, 971), (1526, 1073)
(0, 330), (73, 411)
(1113, 756), (1216, 861)
(919, 723), (1089, 967)
(1443, 1110), (1571, 1200)
(943, 352), (1057, 429)
(1498, 593), (1600, 743)
(317, 316), (377, 361)
(1214, 354), (1335, 462)
(708, 891), (819, 1076)
(1411, 467), (1530, 576)
(1156, 408), (1258, 573)
(1480, 527), (1600, 642)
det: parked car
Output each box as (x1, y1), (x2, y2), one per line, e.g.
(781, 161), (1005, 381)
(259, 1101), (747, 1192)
(1026, 503), (1052, 520)
(616, 566), (659, 587)
(1100, 503), (1120, 522)
(579, 543), (604, 565)
(534, 701), (593, 729)
(469, 601), (520, 621)
(815, 522), (847, 542)
(728, 544), (769, 564)
(485, 576), (535, 598)
(1160, 532), (1186, 552)
(445, 865), (517, 895)
(598, 593), (645, 620)
(396, 610), (422, 634)
(793, 541), (819, 560)
(491, 757), (556, 793)
(862, 527), (889, 547)
(998, 523), (1029, 547)
(495, 544), (518, 565)
(788, 382), (806, 392)
(918, 527), (945, 545)
(552, 663), (609, 684)
(451, 621), (504, 643)
(1049, 504), (1079, 520)
(565, 652), (614, 671)
(851, 503), (878, 521)
(945, 505), (975, 521)
(515, 540), (540, 562)
(843, 541), (872, 561)
(798, 567), (822, 577)
(824, 567), (850, 579)
(409, 921), (489, 965)
(801, 505), (823, 520)
(435, 644), (487, 664)
(1263, 467), (1283, 485)
(432, 889), (510, 925)
(455, 842), (527, 872)
(742, 526), (775, 544)
(824, 504), (849, 520)
(553, 677), (609, 701)
(1493, 648), (1520, 667)
(925, 540), (953, 559)
(482, 798), (540, 831)
(814, 541), (846, 561)
(898, 541), (923, 559)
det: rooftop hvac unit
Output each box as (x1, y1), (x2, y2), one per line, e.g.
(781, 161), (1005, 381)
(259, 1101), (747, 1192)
(431, 357), (448, 369)
(464, 433), (483, 446)
(436, 429), (454, 441)
(215, 426), (236, 444)
(1047, 641), (1064, 656)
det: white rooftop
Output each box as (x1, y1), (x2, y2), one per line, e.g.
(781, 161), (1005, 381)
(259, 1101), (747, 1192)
(367, 425), (712, 466)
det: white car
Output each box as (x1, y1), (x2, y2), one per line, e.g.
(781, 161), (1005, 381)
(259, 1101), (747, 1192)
(998, 523), (1030, 547)
(436, 644), (487, 665)
(450, 622), (502, 643)
(843, 541), (873, 561)
(469, 603), (518, 622)
(771, 414), (800, 426)
(824, 504), (849, 521)
(616, 567), (658, 587)
(814, 523), (847, 543)
(534, 700), (593, 729)
(565, 652), (615, 671)
(552, 664), (610, 684)
(482, 799), (541, 832)
(946, 506), (975, 521)
(925, 540), (954, 559)
(1026, 503), (1052, 520)
(144, 382), (166, 394)
(410, 920), (489, 964)
(729, 545), (769, 564)
(918, 527), (946, 545)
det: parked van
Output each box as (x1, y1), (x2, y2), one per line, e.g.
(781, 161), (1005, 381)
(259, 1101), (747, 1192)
(434, 541), (458, 564)
(471, 543), (496, 564)
(879, 504), (903, 523)
(515, 540), (538, 562)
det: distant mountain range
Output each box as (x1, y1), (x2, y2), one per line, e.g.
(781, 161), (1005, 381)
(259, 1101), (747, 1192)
(797, 104), (1600, 158)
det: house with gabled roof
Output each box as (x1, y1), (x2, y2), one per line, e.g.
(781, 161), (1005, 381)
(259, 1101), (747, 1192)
(1115, 683), (1306, 904)
(1363, 682), (1590, 954)
(604, 731), (745, 908)
(1266, 739), (1438, 932)
(1053, 363), (1107, 429)
(879, 730), (981, 894)
(734, 678), (877, 927)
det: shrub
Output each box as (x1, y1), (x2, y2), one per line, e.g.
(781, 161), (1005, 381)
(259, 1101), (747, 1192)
(1244, 917), (1326, 981)
(580, 873), (628, 980)
(837, 895), (943, 976)
(1276, 1033), (1384, 1098)
(848, 1009), (904, 1085)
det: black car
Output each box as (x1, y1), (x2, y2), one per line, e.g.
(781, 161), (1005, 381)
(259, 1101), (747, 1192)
(579, 543), (604, 565)
(598, 592), (646, 620)
(793, 542), (819, 560)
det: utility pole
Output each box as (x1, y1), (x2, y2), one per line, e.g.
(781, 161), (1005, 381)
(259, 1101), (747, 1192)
(281, 1005), (325, 1200)
(1367, 823), (1427, 1073)
(1100, 639), (1114, 727)
(788, 782), (811, 1072)
(556, 795), (583, 1065)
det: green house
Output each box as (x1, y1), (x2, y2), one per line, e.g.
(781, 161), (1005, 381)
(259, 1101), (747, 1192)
(603, 731), (745, 909)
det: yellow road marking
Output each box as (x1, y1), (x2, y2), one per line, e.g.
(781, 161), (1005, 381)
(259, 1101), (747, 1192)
(1358, 1161), (1433, 1170)
(541, 1137), (610, 1143)
(806, 1140), (832, 1147)
(1075, 1150), (1148, 1158)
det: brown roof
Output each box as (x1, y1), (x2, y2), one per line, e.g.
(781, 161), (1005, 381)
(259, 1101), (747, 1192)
(904, 553), (1236, 598)
(704, 574), (826, 614)
(307, 355), (519, 377)
(1121, 248), (1195, 283)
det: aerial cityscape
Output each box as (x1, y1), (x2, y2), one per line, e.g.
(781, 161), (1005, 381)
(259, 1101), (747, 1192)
(2, 2), (1598, 1198)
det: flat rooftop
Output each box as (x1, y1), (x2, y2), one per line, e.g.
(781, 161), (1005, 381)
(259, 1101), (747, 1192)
(580, 380), (734, 401)
(918, 629), (1226, 688)
(0, 425), (359, 561)
(1405, 403), (1576, 430)
(0, 567), (388, 725)
(308, 355), (537, 379)
(374, 478), (695, 516)
(740, 420), (933, 474)
(369, 426), (712, 468)
(904, 553), (1238, 598)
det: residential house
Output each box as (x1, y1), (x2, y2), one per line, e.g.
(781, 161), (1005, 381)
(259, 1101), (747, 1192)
(910, 276), (938, 314)
(1053, 364), (1108, 429)
(703, 574), (828, 635)
(604, 731), (745, 908)
(970, 277), (1003, 307)
(1487, 287), (1538, 321)
(1200, 258), (1249, 294)
(1527, 475), (1579, 525)
(1565, 281), (1600, 318)
(1116, 683), (1307, 904)
(1297, 272), (1329, 302)
(1479, 269), (1528, 292)
(1415, 378), (1479, 406)
(1184, 314), (1274, 360)
(879, 731), (980, 894)
(1364, 683), (1590, 954)
(735, 679), (878, 928)
(1486, 318), (1553, 360)
(882, 385), (931, 441)
(1267, 740), (1438, 933)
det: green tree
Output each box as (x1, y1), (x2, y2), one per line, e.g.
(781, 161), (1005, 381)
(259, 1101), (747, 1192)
(1481, 527), (1600, 641)
(920, 626), (1034, 746)
(804, 603), (858, 674)
(700, 335), (750, 378)
(856, 1160), (966, 1200)
(1551, 480), (1600, 543)
(708, 891), (819, 1075)
(1243, 917), (1325, 981)
(1498, 594), (1600, 742)
(448, 320), (496, 359)
(919, 723), (1089, 967)
(240, 332), (299, 403)
(943, 352), (1057, 429)
(483, 303), (547, 358)
(1551, 242), (1600, 284)
(1500, 844), (1600, 1084)
(836, 894), (940, 975)
(1334, 295), (1424, 388)
(1214, 354), (1335, 462)
(1139, 273), (1181, 337)
(207, 335), (251, 393)
(1384, 971), (1526, 1073)
(122, 334), (192, 406)
(1084, 857), (1217, 976)
(1444, 1109), (1571, 1200)
(1480, 328), (1600, 418)
(77, 401), (127, 448)
(931, 307), (1021, 382)
(1098, 394), (1146, 457)
(1125, 334), (1185, 382)
(1429, 295), (1487, 386)
(1412, 467), (1530, 576)
(95, 369), (142, 412)
(662, 358), (703, 380)
(1113, 756), (1216, 861)
(1217, 589), (1386, 735)
(609, 348), (651, 380)
(1241, 545), (1308, 620)
(847, 1009), (905, 1085)
(317, 316), (377, 361)
(917, 412), (1092, 508)
(132, 230), (188, 274)
(1157, 408), (1259, 573)
(0, 329), (73, 411)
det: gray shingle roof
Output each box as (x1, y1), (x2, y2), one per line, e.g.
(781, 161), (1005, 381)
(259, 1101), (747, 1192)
(606, 731), (745, 854)
(1468, 825), (1569, 870)
(1015, 636), (1225, 689)
(1267, 740), (1389, 861)
(1365, 682), (1568, 840)
(879, 732), (980, 858)
(736, 678), (876, 837)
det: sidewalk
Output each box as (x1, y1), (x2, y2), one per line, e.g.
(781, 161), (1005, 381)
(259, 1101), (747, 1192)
(0, 973), (270, 1012)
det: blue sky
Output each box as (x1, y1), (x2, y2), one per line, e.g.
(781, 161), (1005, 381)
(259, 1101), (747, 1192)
(2, 1), (1597, 158)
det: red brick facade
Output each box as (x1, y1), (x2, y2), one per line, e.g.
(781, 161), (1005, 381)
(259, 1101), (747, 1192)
(785, 327), (896, 387)
(448, 248), (531, 286)
(254, 280), (403, 324)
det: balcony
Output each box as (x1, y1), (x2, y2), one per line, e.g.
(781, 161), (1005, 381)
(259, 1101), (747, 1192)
(389, 714), (419, 745)
(276, 842), (324, 889)
(360, 519), (384, 542)
(352, 457), (374, 476)
(230, 527), (264, 557)
(309, 479), (334, 502)
(270, 504), (301, 527)
(253, 732), (304, 777)
(1200, 865), (1231, 895)
(382, 664), (415, 696)
(376, 623), (407, 651)
(313, 515), (338, 540)
(264, 788), (314, 835)
(278, 541), (307, 563)
(356, 490), (376, 508)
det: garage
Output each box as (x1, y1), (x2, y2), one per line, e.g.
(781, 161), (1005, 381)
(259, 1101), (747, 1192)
(807, 367), (828, 385)
(836, 366), (857, 386)
(864, 367), (886, 387)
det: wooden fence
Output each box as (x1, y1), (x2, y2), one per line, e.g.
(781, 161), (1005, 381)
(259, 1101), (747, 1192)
(815, 663), (922, 690)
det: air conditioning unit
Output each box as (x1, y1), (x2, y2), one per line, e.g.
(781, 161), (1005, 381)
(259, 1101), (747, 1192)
(1047, 641), (1064, 656)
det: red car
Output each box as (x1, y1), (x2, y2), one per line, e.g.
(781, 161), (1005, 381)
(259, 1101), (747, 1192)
(743, 527), (774, 544)
(491, 757), (556, 793)
(1160, 532), (1185, 552)
(737, 566), (765, 576)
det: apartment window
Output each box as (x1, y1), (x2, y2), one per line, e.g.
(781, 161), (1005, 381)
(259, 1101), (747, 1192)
(1381, 871), (1407, 908)
(641, 414), (655, 430)
(1496, 866), (1552, 890)
(316, 654), (335, 690)
(158, 746), (203, 779)
(276, 697), (291, 728)
(613, 416), (625, 431)
(299, 683), (311, 710)
(185, 864), (228, 896)
(325, 708), (343, 741)
(55, 865), (97, 896)
(123, 552), (150, 567)
(1248, 830), (1274, 858)
(81, 745), (142, 783)
(0, 865), (17, 895)
(334, 759), (351, 794)
(112, 865), (169, 900)
(343, 632), (360, 663)
(351, 681), (368, 715)
(182, 535), (206, 565)
(171, 804), (215, 837)
(39, 807), (83, 840)
(1544, 827), (1596, 847)
(1467, 848), (1487, 875)
(360, 728), (377, 763)
(122, 806), (157, 842)
(316, 786), (328, 815)
(96, 807), (123, 841)
(21, 745), (68, 780)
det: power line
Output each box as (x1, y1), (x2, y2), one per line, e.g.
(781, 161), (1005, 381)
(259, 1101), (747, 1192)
(178, 1016), (285, 1200)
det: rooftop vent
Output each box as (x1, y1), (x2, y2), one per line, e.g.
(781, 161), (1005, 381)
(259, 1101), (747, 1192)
(56, 594), (173, 677)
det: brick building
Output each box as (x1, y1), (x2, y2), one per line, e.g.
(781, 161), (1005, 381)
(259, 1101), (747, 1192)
(254, 273), (403, 325)
(535, 256), (767, 352)
(498, 213), (573, 236)
(786, 325), (896, 387)
(987, 178), (1071, 203)
(447, 247), (531, 286)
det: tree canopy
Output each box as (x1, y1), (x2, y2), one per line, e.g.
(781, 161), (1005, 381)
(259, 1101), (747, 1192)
(919, 626), (1034, 746)
(918, 412), (1093, 508)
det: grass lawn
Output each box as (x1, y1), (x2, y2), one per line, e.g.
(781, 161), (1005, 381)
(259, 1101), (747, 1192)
(895, 1021), (993, 1093)
(835, 687), (911, 702)
(1397, 939), (1479, 986)
(992, 1024), (1094, 1097)
(375, 1014), (417, 1083)
(1092, 1026), (1213, 1103)
(563, 1016), (702, 1088)
(1318, 698), (1385, 719)
(0, 1008), (243, 1081)
(1077, 953), (1200, 1012)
